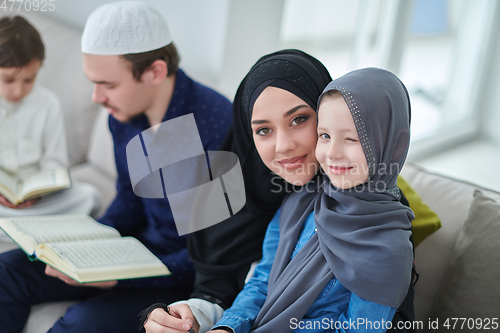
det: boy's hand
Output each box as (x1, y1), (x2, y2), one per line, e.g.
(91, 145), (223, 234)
(44, 265), (117, 289)
(144, 304), (200, 333)
(0, 195), (38, 209)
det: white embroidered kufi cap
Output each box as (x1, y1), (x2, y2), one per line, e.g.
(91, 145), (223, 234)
(81, 1), (172, 55)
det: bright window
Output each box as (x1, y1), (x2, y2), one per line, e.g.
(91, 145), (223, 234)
(279, 0), (497, 157)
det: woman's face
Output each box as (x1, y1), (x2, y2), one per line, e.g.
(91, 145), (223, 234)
(251, 86), (319, 186)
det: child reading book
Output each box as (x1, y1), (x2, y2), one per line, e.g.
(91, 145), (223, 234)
(0, 16), (101, 222)
(209, 67), (414, 333)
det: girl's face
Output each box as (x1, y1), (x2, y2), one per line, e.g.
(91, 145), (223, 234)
(251, 86), (319, 186)
(315, 94), (369, 189)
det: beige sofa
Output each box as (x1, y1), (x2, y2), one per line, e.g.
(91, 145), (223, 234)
(0, 10), (499, 333)
(401, 166), (500, 331)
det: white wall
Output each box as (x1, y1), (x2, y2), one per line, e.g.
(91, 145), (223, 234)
(479, 2), (500, 145)
(27, 0), (500, 144)
(280, 0), (360, 43)
(42, 0), (286, 99)
(217, 0), (285, 97)
(43, 0), (231, 92)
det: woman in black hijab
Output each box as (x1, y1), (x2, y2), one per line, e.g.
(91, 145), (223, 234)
(188, 49), (333, 310)
(142, 51), (416, 333)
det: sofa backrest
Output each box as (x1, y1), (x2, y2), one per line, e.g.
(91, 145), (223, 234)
(87, 107), (117, 179)
(401, 163), (500, 323)
(0, 10), (99, 167)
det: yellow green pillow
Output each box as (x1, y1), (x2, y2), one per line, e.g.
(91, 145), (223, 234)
(398, 176), (441, 247)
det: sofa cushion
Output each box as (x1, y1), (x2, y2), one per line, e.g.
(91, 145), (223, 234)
(70, 107), (117, 218)
(70, 165), (115, 219)
(429, 190), (500, 324)
(400, 164), (500, 323)
(22, 301), (78, 333)
(398, 176), (441, 247)
(86, 108), (117, 179)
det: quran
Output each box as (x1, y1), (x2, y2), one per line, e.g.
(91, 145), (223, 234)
(0, 167), (71, 205)
(0, 214), (170, 283)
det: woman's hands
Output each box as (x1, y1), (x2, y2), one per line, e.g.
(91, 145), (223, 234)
(144, 303), (200, 333)
(44, 265), (117, 289)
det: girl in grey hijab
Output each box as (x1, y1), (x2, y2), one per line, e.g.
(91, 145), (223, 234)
(210, 67), (414, 333)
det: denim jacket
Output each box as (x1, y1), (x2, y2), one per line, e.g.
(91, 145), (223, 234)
(213, 208), (396, 333)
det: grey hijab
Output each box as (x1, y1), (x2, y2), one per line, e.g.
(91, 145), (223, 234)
(252, 68), (414, 332)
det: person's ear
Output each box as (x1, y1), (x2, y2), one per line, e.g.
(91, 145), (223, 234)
(143, 59), (168, 85)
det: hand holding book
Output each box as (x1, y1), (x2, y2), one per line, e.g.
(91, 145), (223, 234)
(0, 167), (71, 205)
(0, 194), (38, 209)
(0, 214), (170, 283)
(44, 265), (117, 289)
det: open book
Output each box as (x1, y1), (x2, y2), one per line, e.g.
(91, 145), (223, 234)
(0, 215), (170, 283)
(0, 167), (71, 205)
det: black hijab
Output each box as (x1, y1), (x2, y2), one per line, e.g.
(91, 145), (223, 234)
(188, 49), (332, 308)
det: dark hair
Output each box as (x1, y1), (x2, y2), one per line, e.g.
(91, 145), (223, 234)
(322, 89), (341, 99)
(0, 16), (45, 67)
(122, 43), (179, 81)
(318, 88), (342, 108)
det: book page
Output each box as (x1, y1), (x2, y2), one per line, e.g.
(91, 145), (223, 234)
(0, 167), (19, 197)
(19, 168), (70, 198)
(45, 237), (164, 270)
(6, 215), (120, 245)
